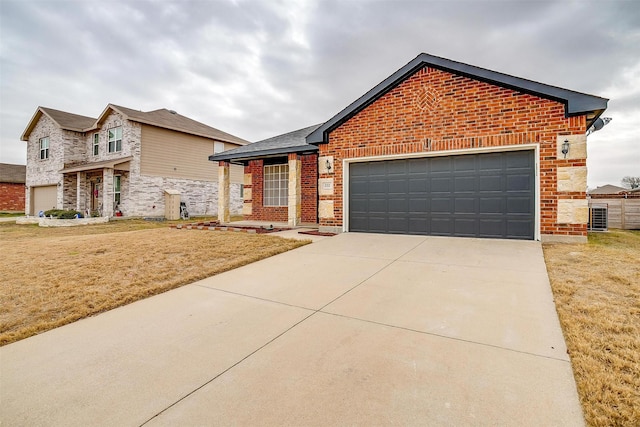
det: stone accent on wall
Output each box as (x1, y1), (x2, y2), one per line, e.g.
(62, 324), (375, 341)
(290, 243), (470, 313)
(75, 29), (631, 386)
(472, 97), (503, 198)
(557, 199), (589, 224)
(218, 162), (230, 222)
(288, 155), (301, 226)
(243, 187), (252, 201)
(557, 166), (587, 192)
(318, 178), (334, 196)
(556, 134), (587, 160)
(318, 200), (334, 219)
(242, 202), (252, 215)
(318, 156), (334, 174)
(244, 173), (252, 186)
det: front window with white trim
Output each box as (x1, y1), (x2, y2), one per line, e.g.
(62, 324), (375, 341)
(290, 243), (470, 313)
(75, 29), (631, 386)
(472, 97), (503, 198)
(263, 164), (288, 207)
(39, 137), (49, 160)
(214, 141), (224, 154)
(108, 127), (122, 153)
(93, 133), (99, 156)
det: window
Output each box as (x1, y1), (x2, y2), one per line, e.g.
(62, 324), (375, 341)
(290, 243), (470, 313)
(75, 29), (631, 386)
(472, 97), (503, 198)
(93, 133), (99, 156)
(263, 164), (288, 206)
(113, 176), (121, 206)
(214, 141), (224, 154)
(39, 137), (49, 160)
(108, 127), (122, 153)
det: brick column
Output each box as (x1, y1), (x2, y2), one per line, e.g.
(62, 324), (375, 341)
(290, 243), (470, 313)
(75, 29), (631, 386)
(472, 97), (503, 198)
(218, 161), (230, 223)
(288, 153), (301, 226)
(102, 168), (114, 217)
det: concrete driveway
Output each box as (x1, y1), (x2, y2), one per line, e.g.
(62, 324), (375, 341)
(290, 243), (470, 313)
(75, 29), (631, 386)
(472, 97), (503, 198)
(1, 233), (584, 426)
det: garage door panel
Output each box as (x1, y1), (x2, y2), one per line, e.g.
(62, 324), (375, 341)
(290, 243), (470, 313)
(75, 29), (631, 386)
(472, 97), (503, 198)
(408, 178), (427, 193)
(368, 198), (387, 213)
(430, 178), (451, 192)
(348, 150), (534, 239)
(430, 157), (451, 173)
(479, 197), (504, 214)
(409, 198), (428, 212)
(479, 175), (502, 191)
(479, 153), (503, 171)
(454, 156), (476, 172)
(478, 219), (505, 237)
(431, 198), (453, 213)
(507, 220), (534, 239)
(388, 216), (409, 233)
(388, 179), (407, 193)
(430, 217), (454, 235)
(507, 175), (531, 191)
(455, 176), (476, 192)
(507, 197), (532, 214)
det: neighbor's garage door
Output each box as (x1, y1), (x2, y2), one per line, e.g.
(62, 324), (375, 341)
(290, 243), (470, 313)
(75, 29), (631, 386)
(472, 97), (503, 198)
(349, 150), (535, 239)
(32, 185), (57, 214)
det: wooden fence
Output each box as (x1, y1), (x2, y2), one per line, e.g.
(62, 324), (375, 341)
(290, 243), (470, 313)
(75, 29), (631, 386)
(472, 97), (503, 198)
(588, 194), (640, 230)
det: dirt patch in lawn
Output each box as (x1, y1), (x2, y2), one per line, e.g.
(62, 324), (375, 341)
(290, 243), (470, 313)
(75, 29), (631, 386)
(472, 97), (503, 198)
(543, 230), (640, 426)
(0, 221), (308, 346)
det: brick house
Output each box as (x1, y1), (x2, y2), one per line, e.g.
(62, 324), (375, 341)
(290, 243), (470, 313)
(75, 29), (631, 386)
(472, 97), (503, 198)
(21, 104), (247, 217)
(0, 163), (26, 212)
(213, 53), (608, 242)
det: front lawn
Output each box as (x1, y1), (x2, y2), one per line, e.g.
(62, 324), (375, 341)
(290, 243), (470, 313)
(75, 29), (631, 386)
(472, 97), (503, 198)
(0, 220), (308, 346)
(544, 230), (640, 426)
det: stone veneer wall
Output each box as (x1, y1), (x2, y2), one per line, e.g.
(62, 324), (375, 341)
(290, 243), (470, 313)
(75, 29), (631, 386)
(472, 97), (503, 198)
(25, 115), (65, 213)
(27, 109), (242, 218)
(317, 66), (588, 240)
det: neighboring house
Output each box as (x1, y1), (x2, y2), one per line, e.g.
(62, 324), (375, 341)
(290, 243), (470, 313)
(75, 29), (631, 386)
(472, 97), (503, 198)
(21, 104), (247, 217)
(588, 184), (627, 195)
(0, 163), (26, 212)
(212, 53), (608, 242)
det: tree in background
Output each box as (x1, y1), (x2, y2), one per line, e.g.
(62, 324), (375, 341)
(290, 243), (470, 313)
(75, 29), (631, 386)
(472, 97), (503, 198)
(621, 176), (640, 189)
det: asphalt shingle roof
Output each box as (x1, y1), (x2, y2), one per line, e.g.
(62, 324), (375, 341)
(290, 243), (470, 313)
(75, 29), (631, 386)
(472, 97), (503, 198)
(108, 105), (248, 145)
(0, 163), (26, 183)
(40, 107), (96, 131)
(209, 124), (321, 162)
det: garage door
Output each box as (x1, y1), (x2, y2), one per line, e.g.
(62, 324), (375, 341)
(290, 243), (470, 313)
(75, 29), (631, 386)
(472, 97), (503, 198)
(348, 150), (535, 239)
(32, 185), (58, 215)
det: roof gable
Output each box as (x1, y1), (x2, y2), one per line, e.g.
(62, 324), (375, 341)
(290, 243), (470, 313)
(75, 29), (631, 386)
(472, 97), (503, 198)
(21, 107), (96, 140)
(588, 184), (628, 195)
(307, 53), (609, 144)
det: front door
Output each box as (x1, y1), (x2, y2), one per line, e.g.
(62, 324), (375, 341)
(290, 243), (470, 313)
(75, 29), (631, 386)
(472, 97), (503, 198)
(91, 181), (101, 212)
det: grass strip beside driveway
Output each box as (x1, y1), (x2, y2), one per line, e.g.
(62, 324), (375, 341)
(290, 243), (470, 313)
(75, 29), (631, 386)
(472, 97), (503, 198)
(544, 230), (640, 427)
(0, 221), (308, 346)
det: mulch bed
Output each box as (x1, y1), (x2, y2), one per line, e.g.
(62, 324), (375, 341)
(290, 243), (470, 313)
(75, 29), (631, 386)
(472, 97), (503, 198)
(171, 221), (290, 234)
(297, 230), (337, 236)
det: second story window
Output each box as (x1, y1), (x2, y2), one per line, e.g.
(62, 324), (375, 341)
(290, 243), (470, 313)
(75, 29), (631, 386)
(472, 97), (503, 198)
(39, 137), (49, 160)
(93, 133), (99, 156)
(108, 127), (122, 153)
(214, 141), (224, 154)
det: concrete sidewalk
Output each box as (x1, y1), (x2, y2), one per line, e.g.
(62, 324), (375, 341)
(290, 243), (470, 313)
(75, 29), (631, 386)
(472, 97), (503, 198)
(0, 233), (584, 426)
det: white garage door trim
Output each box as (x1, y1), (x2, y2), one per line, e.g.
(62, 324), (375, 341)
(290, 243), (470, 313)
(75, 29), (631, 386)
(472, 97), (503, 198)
(342, 144), (541, 240)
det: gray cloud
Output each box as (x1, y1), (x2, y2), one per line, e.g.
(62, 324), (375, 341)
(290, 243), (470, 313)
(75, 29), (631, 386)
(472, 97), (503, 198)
(1, 0), (638, 187)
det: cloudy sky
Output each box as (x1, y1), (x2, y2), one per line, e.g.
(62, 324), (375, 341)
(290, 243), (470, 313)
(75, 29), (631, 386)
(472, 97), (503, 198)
(1, 0), (638, 188)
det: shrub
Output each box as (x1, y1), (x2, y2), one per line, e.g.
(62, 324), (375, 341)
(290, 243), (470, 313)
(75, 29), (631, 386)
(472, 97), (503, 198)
(44, 209), (83, 219)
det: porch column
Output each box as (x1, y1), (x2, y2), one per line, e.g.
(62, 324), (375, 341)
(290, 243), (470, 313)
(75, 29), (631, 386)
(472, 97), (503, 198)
(288, 153), (301, 226)
(76, 172), (83, 212)
(102, 168), (114, 217)
(218, 161), (230, 223)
